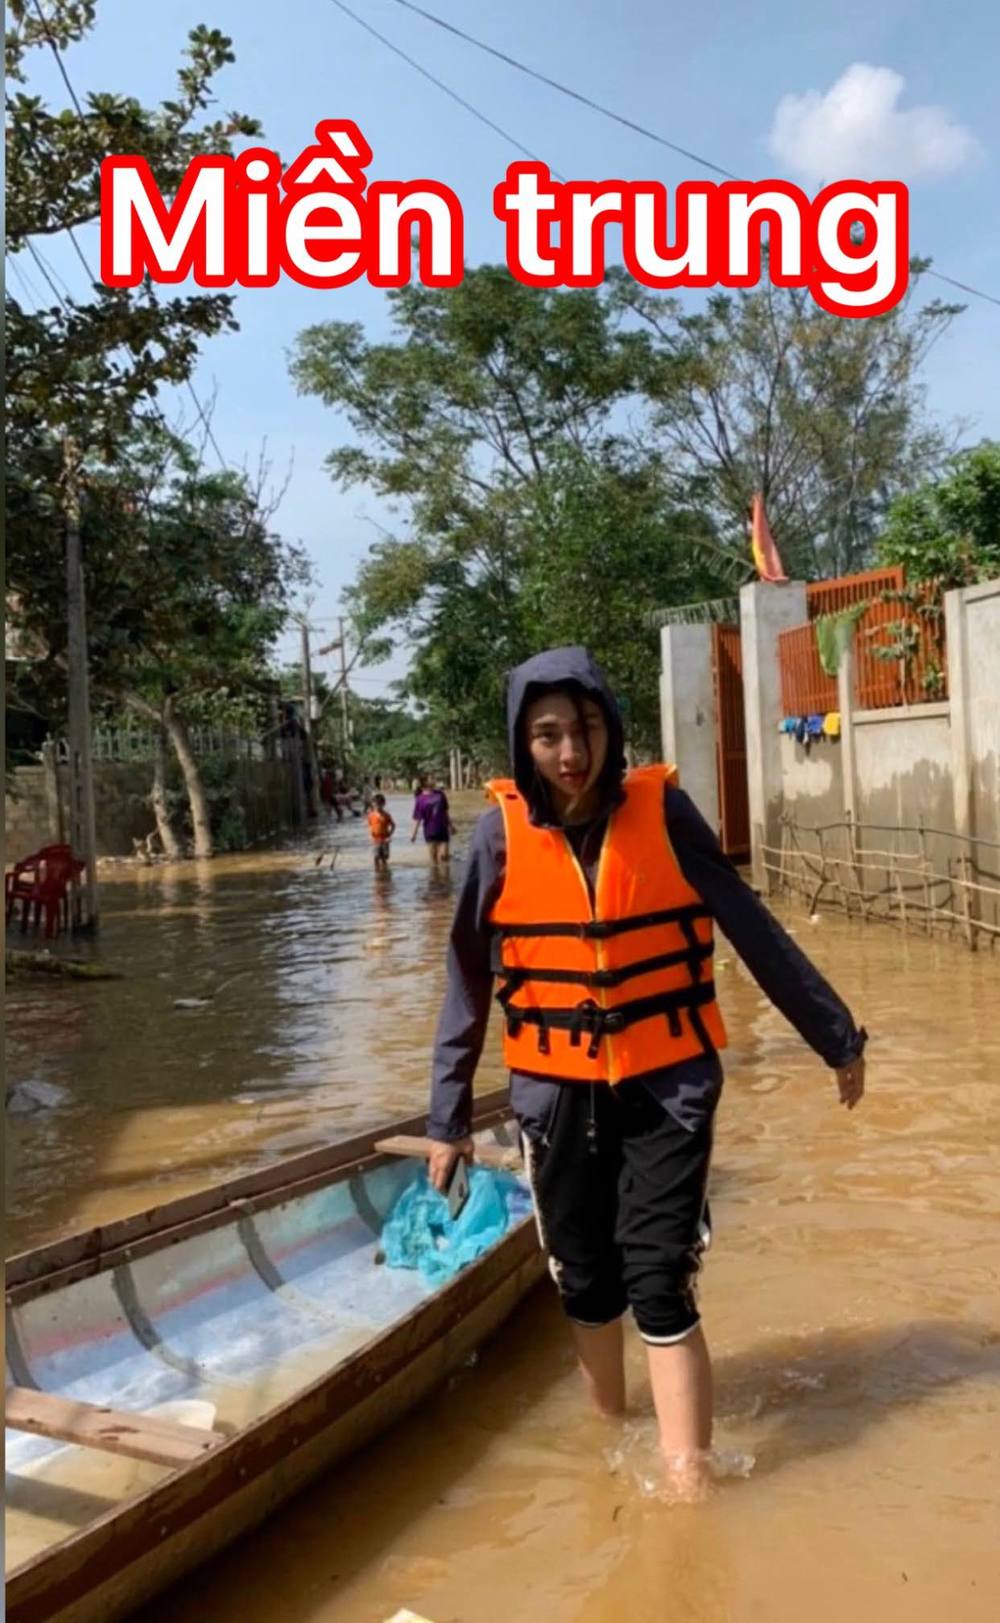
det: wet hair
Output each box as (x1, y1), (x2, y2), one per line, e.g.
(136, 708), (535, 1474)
(373, 793), (386, 808)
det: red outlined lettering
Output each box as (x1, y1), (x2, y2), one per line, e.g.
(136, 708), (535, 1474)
(100, 121), (462, 293)
(367, 182), (464, 288)
(716, 180), (811, 289)
(493, 162), (560, 286)
(622, 182), (715, 289)
(809, 181), (909, 318)
(99, 127), (909, 314)
(101, 154), (232, 287)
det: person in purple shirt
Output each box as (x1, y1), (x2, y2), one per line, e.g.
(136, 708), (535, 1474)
(410, 777), (455, 865)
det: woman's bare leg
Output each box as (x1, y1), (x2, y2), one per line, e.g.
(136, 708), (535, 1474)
(570, 1318), (626, 1415)
(645, 1324), (713, 1498)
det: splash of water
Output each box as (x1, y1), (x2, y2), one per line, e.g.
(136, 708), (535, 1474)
(603, 1419), (755, 1501)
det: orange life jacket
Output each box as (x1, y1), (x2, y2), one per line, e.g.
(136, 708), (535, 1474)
(487, 765), (727, 1083)
(367, 809), (393, 841)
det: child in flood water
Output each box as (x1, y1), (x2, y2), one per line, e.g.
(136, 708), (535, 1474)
(426, 647), (867, 1498)
(367, 794), (395, 871)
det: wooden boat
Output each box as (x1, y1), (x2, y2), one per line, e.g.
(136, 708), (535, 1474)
(4, 1089), (542, 1623)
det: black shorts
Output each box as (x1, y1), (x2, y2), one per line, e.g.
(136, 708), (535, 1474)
(372, 841), (390, 860)
(514, 1077), (714, 1344)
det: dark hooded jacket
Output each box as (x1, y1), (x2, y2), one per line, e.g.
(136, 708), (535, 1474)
(428, 647), (865, 1141)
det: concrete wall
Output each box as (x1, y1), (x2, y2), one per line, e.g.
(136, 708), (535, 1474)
(659, 623), (719, 830)
(779, 735), (845, 830)
(5, 765), (59, 864)
(6, 759), (164, 861)
(947, 580), (1000, 855)
(740, 580), (808, 890)
(5, 755), (299, 860)
(658, 576), (1000, 932)
(851, 705), (954, 836)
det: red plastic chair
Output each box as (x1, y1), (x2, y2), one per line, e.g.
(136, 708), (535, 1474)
(5, 844), (84, 938)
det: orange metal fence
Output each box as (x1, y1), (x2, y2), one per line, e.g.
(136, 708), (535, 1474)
(780, 577), (948, 716)
(854, 584), (948, 707)
(778, 622), (839, 716)
(806, 566), (904, 618)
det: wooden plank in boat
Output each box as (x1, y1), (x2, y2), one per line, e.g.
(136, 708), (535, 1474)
(374, 1134), (522, 1171)
(4, 1387), (224, 1468)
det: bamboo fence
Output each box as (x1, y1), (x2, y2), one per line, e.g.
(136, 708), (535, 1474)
(764, 814), (1000, 952)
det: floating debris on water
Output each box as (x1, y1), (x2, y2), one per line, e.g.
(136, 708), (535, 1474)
(6, 1080), (70, 1114)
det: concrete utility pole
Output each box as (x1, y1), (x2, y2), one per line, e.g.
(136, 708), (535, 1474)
(63, 437), (99, 932)
(299, 617), (320, 815)
(337, 616), (350, 756)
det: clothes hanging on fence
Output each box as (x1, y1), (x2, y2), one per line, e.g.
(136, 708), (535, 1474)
(814, 604), (868, 677)
(823, 712), (842, 738)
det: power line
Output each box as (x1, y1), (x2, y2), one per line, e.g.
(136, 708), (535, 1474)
(23, 238), (71, 309)
(9, 256), (44, 307)
(328, 0), (553, 172)
(385, 0), (737, 181)
(380, 0), (999, 311)
(28, 0), (86, 116)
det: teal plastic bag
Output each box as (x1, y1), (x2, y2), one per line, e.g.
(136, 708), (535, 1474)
(382, 1166), (531, 1285)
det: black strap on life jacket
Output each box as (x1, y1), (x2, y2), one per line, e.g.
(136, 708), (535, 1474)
(495, 940), (713, 996)
(496, 903), (710, 941)
(501, 980), (718, 1060)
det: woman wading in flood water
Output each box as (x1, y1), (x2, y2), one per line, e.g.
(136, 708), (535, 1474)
(426, 647), (867, 1498)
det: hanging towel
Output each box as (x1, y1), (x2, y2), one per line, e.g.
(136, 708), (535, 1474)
(823, 712), (842, 738)
(807, 714), (825, 737)
(814, 604), (868, 677)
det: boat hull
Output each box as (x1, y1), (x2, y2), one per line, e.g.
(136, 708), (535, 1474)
(5, 1092), (543, 1623)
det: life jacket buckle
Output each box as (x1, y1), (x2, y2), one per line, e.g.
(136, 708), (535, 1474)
(583, 920), (613, 940)
(590, 968), (616, 988)
(602, 1010), (625, 1035)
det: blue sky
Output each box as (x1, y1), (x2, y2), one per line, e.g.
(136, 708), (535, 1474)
(12, 0), (1000, 692)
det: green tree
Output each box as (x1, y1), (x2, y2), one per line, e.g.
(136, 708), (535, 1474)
(7, 427), (306, 854)
(616, 264), (962, 580)
(6, 2), (260, 459)
(5, 3), (296, 855)
(877, 441), (1000, 586)
(291, 269), (731, 762)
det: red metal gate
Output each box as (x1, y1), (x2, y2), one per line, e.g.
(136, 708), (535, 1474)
(712, 623), (750, 860)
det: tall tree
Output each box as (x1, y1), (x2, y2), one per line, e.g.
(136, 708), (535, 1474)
(615, 264), (963, 580)
(5, 2), (288, 852)
(291, 268), (730, 761)
(7, 426), (306, 855)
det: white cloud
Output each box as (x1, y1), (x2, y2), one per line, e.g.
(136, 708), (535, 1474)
(768, 63), (983, 184)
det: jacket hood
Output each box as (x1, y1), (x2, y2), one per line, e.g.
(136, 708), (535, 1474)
(505, 646), (627, 824)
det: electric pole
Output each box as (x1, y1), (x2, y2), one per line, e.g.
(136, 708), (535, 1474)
(64, 436), (99, 931)
(299, 616), (320, 816)
(337, 616), (350, 758)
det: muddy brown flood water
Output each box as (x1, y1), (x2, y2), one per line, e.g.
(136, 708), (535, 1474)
(6, 793), (1000, 1622)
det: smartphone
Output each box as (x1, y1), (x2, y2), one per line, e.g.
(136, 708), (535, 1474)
(445, 1155), (470, 1221)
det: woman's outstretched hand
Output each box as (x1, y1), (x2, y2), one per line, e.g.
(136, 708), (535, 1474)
(428, 1136), (476, 1192)
(835, 1055), (866, 1110)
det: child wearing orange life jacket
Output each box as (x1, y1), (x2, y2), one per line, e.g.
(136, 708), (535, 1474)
(426, 647), (867, 1499)
(366, 794), (396, 870)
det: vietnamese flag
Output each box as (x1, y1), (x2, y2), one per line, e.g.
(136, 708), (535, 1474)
(750, 492), (788, 582)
